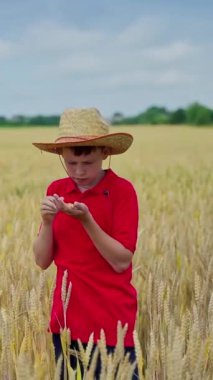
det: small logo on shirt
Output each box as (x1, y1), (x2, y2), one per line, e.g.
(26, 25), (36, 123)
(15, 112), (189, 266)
(103, 189), (110, 197)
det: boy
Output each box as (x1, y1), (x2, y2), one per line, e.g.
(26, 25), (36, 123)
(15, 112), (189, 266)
(33, 108), (139, 378)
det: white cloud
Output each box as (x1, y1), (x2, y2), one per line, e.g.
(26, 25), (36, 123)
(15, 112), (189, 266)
(0, 39), (15, 59)
(58, 55), (100, 73)
(88, 69), (194, 89)
(2, 19), (198, 73)
(1, 12), (212, 116)
(155, 70), (194, 85)
(144, 41), (198, 62)
(14, 19), (197, 87)
(22, 21), (105, 54)
(115, 16), (166, 48)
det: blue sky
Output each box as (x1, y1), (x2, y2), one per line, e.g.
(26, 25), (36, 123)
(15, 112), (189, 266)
(0, 0), (213, 118)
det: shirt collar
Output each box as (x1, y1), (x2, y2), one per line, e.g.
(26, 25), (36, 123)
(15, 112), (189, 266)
(90, 169), (115, 195)
(64, 169), (115, 195)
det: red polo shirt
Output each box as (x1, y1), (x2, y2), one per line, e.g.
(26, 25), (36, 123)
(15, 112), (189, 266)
(46, 169), (138, 346)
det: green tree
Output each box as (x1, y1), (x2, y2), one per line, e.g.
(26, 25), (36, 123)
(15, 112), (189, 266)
(136, 106), (170, 124)
(186, 102), (213, 125)
(169, 108), (186, 124)
(0, 116), (7, 124)
(28, 115), (59, 125)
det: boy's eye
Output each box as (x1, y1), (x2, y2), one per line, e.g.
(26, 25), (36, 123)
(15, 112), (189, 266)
(66, 161), (92, 166)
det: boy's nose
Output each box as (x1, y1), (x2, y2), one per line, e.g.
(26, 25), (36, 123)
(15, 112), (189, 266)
(75, 166), (85, 176)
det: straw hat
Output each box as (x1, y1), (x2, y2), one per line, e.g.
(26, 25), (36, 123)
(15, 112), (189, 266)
(32, 108), (133, 155)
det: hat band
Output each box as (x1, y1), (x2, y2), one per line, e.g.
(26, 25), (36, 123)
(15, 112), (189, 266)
(55, 135), (107, 143)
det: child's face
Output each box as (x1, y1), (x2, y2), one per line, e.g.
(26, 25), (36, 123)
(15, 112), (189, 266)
(62, 147), (108, 187)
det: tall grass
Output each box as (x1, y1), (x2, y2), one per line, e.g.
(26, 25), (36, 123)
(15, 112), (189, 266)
(0, 126), (213, 379)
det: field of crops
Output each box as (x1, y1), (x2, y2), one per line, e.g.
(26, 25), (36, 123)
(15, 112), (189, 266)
(0, 125), (213, 379)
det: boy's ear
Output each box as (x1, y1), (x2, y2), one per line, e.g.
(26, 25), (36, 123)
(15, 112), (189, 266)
(101, 147), (111, 160)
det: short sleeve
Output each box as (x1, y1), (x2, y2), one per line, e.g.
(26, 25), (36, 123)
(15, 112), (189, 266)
(37, 182), (56, 235)
(46, 182), (55, 196)
(111, 182), (139, 253)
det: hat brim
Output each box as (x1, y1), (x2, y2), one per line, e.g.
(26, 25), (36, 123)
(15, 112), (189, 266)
(32, 133), (133, 155)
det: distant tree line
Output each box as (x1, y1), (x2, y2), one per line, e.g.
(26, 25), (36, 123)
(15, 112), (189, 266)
(0, 102), (213, 127)
(0, 115), (60, 127)
(111, 102), (213, 126)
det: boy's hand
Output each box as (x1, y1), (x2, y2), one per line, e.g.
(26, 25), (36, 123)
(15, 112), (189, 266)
(53, 194), (90, 222)
(40, 195), (63, 224)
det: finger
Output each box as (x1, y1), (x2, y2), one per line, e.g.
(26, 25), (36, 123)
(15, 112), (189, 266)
(62, 203), (74, 213)
(53, 198), (65, 210)
(53, 194), (64, 201)
(42, 198), (58, 206)
(41, 201), (56, 207)
(41, 209), (56, 215)
(47, 195), (57, 202)
(41, 204), (56, 209)
(73, 202), (86, 211)
(42, 203), (56, 211)
(41, 204), (57, 211)
(73, 202), (82, 208)
(41, 210), (56, 215)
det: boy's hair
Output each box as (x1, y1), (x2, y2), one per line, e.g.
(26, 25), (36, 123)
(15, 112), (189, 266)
(70, 146), (102, 156)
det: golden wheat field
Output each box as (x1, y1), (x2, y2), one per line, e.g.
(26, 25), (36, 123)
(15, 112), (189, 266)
(0, 125), (213, 380)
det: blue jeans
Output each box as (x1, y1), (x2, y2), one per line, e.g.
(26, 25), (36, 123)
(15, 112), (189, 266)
(52, 333), (138, 379)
